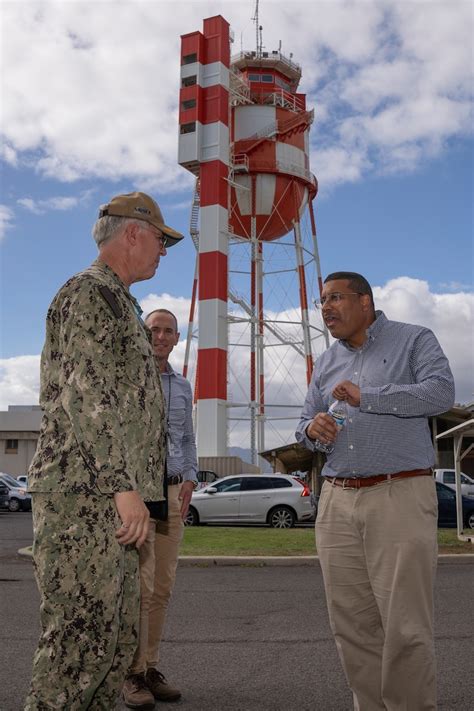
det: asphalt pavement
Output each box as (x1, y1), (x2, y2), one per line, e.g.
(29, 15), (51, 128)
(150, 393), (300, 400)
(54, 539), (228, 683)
(1, 511), (473, 711)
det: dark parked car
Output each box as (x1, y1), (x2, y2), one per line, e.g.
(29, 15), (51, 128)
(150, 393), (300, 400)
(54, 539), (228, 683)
(0, 483), (9, 510)
(436, 481), (474, 529)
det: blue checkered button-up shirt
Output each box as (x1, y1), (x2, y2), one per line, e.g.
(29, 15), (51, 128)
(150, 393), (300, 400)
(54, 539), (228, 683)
(295, 311), (455, 478)
(161, 364), (198, 483)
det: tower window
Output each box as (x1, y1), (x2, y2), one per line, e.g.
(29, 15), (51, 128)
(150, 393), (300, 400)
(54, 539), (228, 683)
(180, 122), (196, 135)
(182, 98), (197, 111)
(182, 53), (197, 65)
(182, 75), (197, 88)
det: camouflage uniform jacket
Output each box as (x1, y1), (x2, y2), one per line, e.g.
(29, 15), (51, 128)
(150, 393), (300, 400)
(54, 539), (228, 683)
(28, 259), (165, 500)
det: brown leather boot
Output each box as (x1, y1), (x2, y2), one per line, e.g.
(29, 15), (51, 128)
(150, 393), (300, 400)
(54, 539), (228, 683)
(122, 673), (155, 709)
(145, 668), (182, 702)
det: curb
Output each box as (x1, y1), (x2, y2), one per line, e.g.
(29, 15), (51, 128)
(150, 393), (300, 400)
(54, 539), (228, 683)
(18, 547), (33, 558)
(178, 554), (474, 566)
(18, 547), (474, 565)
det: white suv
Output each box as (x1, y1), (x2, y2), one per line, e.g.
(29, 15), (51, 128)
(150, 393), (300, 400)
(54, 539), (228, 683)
(434, 469), (474, 497)
(185, 474), (314, 528)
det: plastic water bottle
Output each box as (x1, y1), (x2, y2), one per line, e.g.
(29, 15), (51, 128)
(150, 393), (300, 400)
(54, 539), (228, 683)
(316, 400), (347, 453)
(328, 400), (347, 430)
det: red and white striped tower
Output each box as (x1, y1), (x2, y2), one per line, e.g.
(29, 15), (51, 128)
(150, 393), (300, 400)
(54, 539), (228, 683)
(178, 16), (230, 456)
(179, 15), (328, 462)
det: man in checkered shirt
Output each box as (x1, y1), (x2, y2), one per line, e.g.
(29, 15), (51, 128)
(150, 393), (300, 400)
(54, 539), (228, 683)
(296, 271), (454, 711)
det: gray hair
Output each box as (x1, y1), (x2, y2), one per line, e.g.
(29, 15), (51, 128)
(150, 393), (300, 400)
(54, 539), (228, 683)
(92, 214), (143, 248)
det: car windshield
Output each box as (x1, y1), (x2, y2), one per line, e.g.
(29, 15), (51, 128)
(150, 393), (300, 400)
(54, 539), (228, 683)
(0, 474), (22, 487)
(211, 478), (243, 493)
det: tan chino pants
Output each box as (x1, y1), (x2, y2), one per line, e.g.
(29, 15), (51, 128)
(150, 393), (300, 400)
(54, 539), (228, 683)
(316, 475), (438, 711)
(131, 483), (184, 674)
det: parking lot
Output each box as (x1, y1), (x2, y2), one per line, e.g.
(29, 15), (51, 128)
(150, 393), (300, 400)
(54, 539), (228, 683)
(1, 511), (473, 710)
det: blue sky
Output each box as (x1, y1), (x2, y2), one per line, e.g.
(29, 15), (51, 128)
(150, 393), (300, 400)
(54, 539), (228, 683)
(1, 1), (473, 444)
(1, 140), (472, 354)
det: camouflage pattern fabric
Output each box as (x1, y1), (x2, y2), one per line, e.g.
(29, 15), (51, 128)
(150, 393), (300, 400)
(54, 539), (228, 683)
(25, 493), (139, 710)
(26, 260), (166, 708)
(28, 259), (166, 500)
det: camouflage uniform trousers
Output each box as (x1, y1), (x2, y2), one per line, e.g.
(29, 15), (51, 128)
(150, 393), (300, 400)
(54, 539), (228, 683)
(25, 491), (140, 710)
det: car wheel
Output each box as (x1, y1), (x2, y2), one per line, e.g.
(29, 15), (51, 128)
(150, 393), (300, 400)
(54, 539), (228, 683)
(184, 506), (199, 526)
(8, 498), (20, 512)
(466, 511), (474, 530)
(268, 506), (295, 529)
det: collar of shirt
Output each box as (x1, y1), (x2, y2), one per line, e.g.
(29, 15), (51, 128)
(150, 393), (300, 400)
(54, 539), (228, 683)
(339, 310), (387, 352)
(155, 359), (177, 377)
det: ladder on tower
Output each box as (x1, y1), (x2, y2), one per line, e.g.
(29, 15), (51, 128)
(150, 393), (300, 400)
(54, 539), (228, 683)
(189, 178), (200, 249)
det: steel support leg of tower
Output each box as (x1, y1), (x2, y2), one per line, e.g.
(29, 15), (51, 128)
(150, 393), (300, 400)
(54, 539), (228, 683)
(293, 220), (314, 384)
(308, 198), (330, 349)
(255, 240), (265, 456)
(183, 253), (198, 381)
(250, 217), (257, 465)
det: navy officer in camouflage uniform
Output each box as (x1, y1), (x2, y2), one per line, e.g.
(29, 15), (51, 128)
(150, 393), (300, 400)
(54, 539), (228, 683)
(25, 192), (184, 710)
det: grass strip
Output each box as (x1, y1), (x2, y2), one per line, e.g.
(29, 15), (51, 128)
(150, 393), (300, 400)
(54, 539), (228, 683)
(181, 526), (474, 556)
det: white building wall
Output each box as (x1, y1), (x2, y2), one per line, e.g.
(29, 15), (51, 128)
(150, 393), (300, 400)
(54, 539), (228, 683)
(0, 407), (41, 477)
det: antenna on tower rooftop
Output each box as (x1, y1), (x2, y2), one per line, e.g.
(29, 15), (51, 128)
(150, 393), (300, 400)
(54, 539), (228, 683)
(252, 0), (263, 57)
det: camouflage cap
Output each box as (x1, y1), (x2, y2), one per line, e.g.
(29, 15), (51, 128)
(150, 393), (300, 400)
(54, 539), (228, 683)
(99, 191), (184, 247)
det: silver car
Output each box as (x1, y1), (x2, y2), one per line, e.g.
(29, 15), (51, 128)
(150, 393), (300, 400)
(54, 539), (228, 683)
(434, 469), (474, 497)
(185, 474), (314, 528)
(0, 473), (32, 512)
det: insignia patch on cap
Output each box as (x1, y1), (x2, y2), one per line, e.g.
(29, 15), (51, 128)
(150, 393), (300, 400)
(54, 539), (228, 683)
(134, 206), (151, 215)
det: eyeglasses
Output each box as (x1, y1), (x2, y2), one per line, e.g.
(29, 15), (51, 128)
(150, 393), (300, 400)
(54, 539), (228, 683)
(314, 292), (363, 309)
(142, 224), (168, 250)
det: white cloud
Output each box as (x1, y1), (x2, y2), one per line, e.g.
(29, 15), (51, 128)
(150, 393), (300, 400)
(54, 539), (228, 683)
(313, 146), (368, 187)
(16, 189), (96, 215)
(0, 142), (18, 166)
(0, 1), (471, 190)
(16, 198), (41, 215)
(18, 195), (78, 215)
(1, 280), (472, 449)
(0, 356), (40, 410)
(439, 281), (474, 292)
(140, 293), (192, 332)
(0, 205), (14, 241)
(373, 277), (474, 405)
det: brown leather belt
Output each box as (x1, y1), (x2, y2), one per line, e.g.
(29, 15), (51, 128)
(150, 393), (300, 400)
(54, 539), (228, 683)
(167, 474), (183, 486)
(328, 468), (432, 489)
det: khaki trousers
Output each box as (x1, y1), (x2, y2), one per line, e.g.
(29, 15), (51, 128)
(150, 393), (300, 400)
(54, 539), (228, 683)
(131, 483), (184, 674)
(316, 475), (438, 711)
